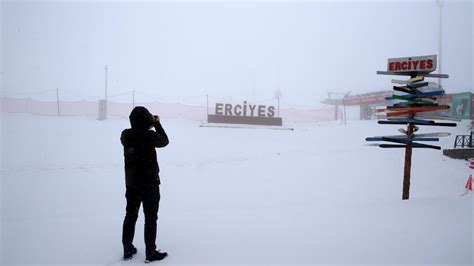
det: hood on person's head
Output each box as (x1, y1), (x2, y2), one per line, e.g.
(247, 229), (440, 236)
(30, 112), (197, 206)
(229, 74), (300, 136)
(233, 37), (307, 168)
(129, 106), (154, 130)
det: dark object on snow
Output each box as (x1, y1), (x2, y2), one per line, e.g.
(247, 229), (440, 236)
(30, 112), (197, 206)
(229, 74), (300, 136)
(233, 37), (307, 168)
(145, 250), (168, 263)
(121, 106), (169, 260)
(443, 148), (474, 160)
(453, 132), (473, 148)
(123, 245), (137, 261)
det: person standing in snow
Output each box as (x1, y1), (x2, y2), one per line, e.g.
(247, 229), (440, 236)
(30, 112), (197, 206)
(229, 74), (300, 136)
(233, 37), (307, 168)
(120, 106), (169, 262)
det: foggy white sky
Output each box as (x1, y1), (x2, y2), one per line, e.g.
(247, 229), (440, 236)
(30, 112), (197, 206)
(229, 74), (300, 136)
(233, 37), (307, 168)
(1, 0), (472, 106)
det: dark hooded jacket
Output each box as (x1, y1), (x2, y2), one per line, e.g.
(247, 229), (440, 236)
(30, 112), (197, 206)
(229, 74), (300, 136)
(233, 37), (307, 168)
(121, 106), (169, 189)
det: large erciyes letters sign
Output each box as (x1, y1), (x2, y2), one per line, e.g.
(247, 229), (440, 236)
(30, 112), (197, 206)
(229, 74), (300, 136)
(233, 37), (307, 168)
(208, 101), (283, 126)
(215, 102), (275, 117)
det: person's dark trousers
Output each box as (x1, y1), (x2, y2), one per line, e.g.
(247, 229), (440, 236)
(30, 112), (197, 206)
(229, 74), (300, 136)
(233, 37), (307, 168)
(122, 186), (160, 256)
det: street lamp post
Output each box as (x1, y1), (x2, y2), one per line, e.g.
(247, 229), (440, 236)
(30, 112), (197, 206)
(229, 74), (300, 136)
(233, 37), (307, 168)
(98, 65), (108, 120)
(105, 65), (108, 101)
(436, 0), (444, 88)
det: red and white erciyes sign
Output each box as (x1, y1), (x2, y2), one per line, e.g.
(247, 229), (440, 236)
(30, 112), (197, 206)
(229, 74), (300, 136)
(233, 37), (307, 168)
(387, 55), (437, 73)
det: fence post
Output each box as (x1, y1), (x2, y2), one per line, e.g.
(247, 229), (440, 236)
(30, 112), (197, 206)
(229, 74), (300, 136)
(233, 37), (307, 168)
(56, 88), (60, 117)
(470, 131), (473, 147)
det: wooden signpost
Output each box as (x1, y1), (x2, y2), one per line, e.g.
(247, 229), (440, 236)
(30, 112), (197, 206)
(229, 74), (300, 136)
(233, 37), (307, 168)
(367, 55), (457, 200)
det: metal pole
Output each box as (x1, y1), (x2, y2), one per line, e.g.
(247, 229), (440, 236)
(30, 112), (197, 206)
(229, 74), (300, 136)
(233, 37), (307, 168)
(277, 97), (280, 117)
(342, 95), (346, 124)
(343, 103), (347, 125)
(276, 66), (281, 117)
(105, 65), (108, 101)
(437, 0), (443, 88)
(252, 73), (256, 99)
(206, 94), (209, 115)
(132, 90), (135, 108)
(56, 88), (60, 117)
(470, 130), (473, 147)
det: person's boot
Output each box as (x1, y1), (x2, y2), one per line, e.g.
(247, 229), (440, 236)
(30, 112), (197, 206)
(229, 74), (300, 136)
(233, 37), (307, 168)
(123, 245), (137, 261)
(145, 250), (168, 263)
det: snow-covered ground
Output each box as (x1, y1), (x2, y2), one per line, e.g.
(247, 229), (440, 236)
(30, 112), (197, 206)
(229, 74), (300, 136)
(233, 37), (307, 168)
(1, 113), (472, 265)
